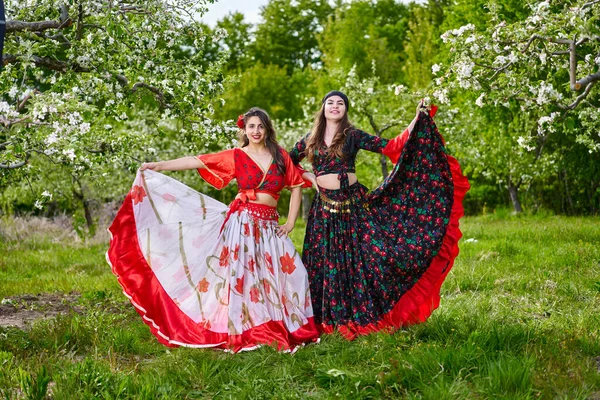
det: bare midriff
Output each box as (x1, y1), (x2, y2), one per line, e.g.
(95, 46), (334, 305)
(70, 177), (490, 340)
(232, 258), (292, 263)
(236, 192), (278, 207)
(316, 172), (358, 190)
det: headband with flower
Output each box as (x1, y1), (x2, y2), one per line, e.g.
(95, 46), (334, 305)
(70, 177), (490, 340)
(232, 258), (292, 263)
(236, 114), (245, 129)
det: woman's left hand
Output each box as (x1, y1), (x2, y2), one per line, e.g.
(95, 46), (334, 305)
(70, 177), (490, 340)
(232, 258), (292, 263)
(276, 222), (294, 237)
(416, 99), (426, 119)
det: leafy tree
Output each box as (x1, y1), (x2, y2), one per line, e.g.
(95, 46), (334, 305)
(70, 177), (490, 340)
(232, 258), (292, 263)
(319, 0), (410, 83)
(253, 0), (333, 72)
(0, 0), (232, 222)
(215, 11), (254, 72)
(215, 63), (310, 121)
(433, 0), (599, 212)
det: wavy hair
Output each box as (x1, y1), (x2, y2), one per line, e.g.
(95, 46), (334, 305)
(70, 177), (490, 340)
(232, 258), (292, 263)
(305, 103), (353, 163)
(238, 107), (285, 175)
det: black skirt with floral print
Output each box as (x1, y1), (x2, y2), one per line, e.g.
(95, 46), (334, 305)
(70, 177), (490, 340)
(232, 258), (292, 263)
(301, 114), (470, 339)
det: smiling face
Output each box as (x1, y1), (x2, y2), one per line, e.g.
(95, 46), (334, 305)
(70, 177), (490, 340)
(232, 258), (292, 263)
(324, 95), (347, 122)
(244, 116), (266, 145)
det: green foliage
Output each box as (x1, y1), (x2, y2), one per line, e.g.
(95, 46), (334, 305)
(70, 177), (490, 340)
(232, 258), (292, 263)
(319, 0), (410, 83)
(3, 0), (599, 217)
(253, 0), (333, 72)
(18, 366), (51, 400)
(215, 64), (310, 121)
(216, 12), (254, 72)
(0, 0), (232, 216)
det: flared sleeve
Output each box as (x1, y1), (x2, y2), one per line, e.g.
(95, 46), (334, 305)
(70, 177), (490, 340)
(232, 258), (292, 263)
(196, 149), (235, 189)
(381, 129), (410, 164)
(282, 149), (305, 189)
(289, 135), (313, 188)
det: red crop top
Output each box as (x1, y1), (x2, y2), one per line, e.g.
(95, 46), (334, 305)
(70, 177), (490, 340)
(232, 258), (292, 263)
(196, 147), (304, 201)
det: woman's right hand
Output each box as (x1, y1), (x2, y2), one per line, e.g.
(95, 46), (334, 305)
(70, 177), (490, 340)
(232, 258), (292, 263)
(140, 162), (160, 171)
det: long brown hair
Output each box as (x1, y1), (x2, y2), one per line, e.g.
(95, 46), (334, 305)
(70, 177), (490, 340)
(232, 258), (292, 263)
(238, 107), (285, 175)
(305, 103), (353, 163)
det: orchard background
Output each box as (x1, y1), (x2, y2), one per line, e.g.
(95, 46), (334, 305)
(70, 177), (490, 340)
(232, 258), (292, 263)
(1, 0), (599, 398)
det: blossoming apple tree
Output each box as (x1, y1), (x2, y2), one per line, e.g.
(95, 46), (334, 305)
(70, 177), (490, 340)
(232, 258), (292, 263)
(1, 0), (232, 216)
(434, 0), (599, 212)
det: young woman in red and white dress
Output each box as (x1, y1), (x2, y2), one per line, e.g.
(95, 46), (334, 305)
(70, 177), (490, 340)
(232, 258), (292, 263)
(106, 107), (319, 353)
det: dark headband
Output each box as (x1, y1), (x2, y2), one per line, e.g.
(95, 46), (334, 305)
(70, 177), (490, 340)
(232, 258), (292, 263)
(321, 90), (349, 110)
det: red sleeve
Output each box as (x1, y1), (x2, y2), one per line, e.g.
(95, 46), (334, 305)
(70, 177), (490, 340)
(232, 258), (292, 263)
(381, 129), (409, 165)
(197, 149), (235, 189)
(282, 149), (305, 189)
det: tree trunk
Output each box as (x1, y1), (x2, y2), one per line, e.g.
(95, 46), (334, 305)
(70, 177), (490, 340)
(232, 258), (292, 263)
(72, 177), (95, 232)
(561, 170), (575, 215)
(301, 192), (311, 221)
(588, 179), (599, 215)
(380, 153), (388, 179)
(507, 181), (523, 213)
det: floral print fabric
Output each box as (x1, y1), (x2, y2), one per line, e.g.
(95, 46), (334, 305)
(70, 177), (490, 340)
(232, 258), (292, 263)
(295, 113), (469, 337)
(107, 170), (318, 352)
(290, 128), (390, 176)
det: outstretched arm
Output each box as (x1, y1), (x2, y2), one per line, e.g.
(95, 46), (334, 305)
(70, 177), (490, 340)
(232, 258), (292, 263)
(277, 186), (302, 237)
(405, 99), (427, 134)
(140, 156), (204, 171)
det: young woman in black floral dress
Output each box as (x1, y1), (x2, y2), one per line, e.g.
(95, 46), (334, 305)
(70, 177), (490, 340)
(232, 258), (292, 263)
(289, 91), (470, 339)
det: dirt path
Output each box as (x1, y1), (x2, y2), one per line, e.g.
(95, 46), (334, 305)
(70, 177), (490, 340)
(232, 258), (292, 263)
(0, 293), (83, 329)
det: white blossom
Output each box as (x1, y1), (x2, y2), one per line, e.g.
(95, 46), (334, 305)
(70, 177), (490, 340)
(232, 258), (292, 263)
(63, 149), (76, 160)
(517, 136), (536, 151)
(80, 122), (91, 134)
(45, 133), (59, 145)
(456, 60), (474, 78)
(431, 64), (441, 74)
(393, 85), (406, 96)
(34, 200), (44, 210)
(68, 112), (82, 125)
(41, 191), (53, 200)
(433, 88), (449, 105)
(475, 93), (486, 107)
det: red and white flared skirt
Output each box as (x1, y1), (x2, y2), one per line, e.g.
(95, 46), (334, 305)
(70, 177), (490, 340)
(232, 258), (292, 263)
(106, 170), (319, 353)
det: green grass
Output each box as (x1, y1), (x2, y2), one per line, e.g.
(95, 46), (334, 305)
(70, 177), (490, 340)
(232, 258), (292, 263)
(1, 215), (599, 398)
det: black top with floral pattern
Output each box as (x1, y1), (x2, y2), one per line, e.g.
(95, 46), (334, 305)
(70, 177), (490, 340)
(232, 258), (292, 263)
(289, 129), (390, 176)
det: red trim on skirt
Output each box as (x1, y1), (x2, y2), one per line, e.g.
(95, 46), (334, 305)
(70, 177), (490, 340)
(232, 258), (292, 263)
(321, 154), (470, 340)
(107, 194), (319, 353)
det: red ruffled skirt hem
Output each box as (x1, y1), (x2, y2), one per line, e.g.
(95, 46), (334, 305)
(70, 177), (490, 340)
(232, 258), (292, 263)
(107, 191), (319, 353)
(321, 154), (469, 340)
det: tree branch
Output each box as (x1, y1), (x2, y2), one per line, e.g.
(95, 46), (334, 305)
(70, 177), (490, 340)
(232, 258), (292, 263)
(521, 35), (572, 53)
(490, 61), (514, 80)
(0, 116), (30, 127)
(574, 71), (600, 91)
(131, 82), (171, 108)
(0, 117), (49, 128)
(6, 19), (70, 33)
(17, 90), (40, 111)
(557, 81), (597, 110)
(3, 53), (89, 72)
(6, 5), (71, 33)
(582, 0), (600, 10)
(380, 120), (403, 134)
(76, 3), (84, 41)
(0, 152), (30, 169)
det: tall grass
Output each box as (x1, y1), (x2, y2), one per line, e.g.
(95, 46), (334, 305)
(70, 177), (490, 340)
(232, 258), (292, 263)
(1, 214), (599, 398)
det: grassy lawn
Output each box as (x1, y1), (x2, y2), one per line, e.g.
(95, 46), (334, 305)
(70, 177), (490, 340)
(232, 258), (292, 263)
(1, 214), (599, 399)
